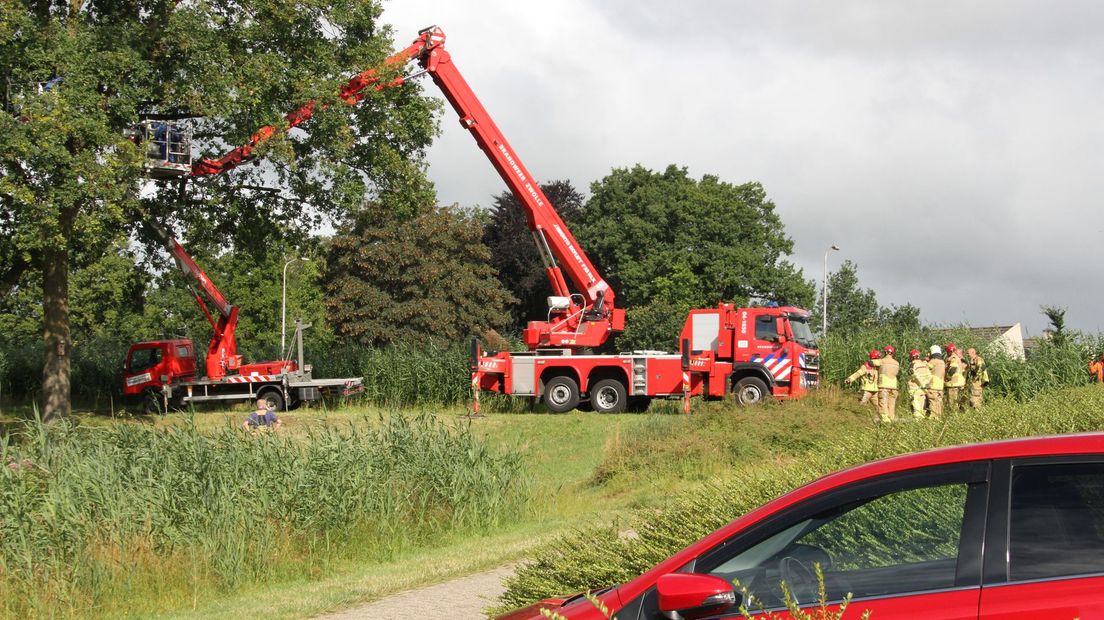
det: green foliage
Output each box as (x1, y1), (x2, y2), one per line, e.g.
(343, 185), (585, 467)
(575, 165), (814, 348)
(313, 342), (472, 407)
(1041, 305), (1068, 346)
(499, 385), (1104, 609)
(818, 324), (1097, 403)
(484, 180), (585, 329)
(0, 0), (438, 415)
(323, 193), (516, 348)
(812, 260), (921, 335)
(0, 412), (528, 617)
(811, 260), (879, 334)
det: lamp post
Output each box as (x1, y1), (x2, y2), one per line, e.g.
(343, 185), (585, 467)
(281, 257), (308, 355)
(822, 245), (840, 336)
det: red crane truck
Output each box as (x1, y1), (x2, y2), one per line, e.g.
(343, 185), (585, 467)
(122, 228), (362, 412)
(134, 26), (819, 413)
(360, 27), (819, 412)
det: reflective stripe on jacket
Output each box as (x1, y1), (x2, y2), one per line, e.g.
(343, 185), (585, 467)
(946, 353), (966, 388)
(874, 356), (900, 390)
(909, 359), (932, 389)
(928, 357), (946, 390)
(847, 363), (879, 392)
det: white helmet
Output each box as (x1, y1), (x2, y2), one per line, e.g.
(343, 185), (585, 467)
(930, 345), (942, 355)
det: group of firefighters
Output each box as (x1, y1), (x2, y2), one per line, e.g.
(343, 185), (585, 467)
(845, 343), (988, 422)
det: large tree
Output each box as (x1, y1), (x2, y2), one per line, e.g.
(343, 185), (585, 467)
(322, 181), (516, 348)
(575, 164), (815, 349)
(0, 0), (437, 418)
(482, 179), (584, 330)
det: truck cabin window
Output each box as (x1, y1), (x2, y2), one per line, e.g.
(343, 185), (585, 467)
(755, 316), (780, 342)
(128, 348), (162, 372)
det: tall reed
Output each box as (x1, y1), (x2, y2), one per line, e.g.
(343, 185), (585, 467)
(0, 412), (528, 618)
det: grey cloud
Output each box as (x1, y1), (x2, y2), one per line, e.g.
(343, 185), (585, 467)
(383, 1), (1104, 335)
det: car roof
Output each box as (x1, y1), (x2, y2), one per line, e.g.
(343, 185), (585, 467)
(815, 432), (1104, 489)
(618, 433), (1104, 603)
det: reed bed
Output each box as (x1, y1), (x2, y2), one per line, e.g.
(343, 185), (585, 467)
(0, 412), (528, 618)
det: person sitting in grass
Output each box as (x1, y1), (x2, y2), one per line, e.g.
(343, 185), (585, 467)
(243, 398), (282, 431)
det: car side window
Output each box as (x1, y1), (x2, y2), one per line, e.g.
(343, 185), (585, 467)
(755, 316), (778, 342)
(1008, 462), (1104, 582)
(704, 482), (970, 609)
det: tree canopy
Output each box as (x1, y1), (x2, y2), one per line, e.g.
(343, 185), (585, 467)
(322, 182), (515, 348)
(483, 180), (584, 330)
(813, 260), (922, 334)
(573, 164), (815, 349)
(0, 0), (438, 416)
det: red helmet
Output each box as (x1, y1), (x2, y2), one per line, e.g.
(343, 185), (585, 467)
(884, 345), (896, 355)
(946, 342), (957, 352)
(909, 348), (920, 359)
(868, 349), (881, 360)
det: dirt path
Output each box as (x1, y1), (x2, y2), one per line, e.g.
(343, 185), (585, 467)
(315, 564), (516, 620)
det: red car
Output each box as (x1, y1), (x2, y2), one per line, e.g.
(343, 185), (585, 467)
(500, 433), (1104, 619)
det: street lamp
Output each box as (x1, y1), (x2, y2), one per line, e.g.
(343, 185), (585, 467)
(282, 257), (309, 355)
(822, 245), (840, 336)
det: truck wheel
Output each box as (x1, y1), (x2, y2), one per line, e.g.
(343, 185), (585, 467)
(733, 377), (769, 406)
(590, 378), (627, 414)
(258, 388), (285, 411)
(142, 389), (166, 414)
(543, 376), (580, 413)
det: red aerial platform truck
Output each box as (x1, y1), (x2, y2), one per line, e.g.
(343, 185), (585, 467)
(121, 232), (361, 413)
(132, 26), (818, 414)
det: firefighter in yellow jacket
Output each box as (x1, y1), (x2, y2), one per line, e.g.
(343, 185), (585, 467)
(926, 345), (946, 418)
(845, 350), (881, 413)
(872, 345), (900, 422)
(907, 349), (932, 418)
(945, 342), (966, 412)
(966, 347), (989, 408)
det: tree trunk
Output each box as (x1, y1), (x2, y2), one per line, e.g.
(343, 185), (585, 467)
(41, 242), (71, 421)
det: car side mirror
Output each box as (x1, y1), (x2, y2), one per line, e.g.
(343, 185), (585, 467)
(656, 573), (738, 619)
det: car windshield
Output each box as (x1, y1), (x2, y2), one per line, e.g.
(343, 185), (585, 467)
(789, 317), (816, 348)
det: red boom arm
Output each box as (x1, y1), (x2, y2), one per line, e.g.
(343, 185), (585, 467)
(190, 26), (624, 350)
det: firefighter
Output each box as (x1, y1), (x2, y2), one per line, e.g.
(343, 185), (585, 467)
(965, 347), (989, 408)
(873, 345), (900, 422)
(944, 342), (966, 412)
(907, 349), (932, 418)
(1090, 353), (1104, 384)
(845, 350), (881, 413)
(926, 345), (946, 418)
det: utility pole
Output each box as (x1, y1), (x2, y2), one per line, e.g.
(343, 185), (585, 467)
(822, 245), (840, 336)
(281, 257), (308, 356)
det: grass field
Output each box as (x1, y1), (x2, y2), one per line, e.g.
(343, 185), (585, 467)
(4, 381), (1095, 619)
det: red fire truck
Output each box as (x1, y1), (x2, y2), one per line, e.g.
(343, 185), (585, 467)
(132, 26), (818, 413)
(122, 228), (362, 412)
(355, 27), (819, 412)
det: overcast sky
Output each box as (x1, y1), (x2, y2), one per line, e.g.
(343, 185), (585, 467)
(380, 1), (1104, 337)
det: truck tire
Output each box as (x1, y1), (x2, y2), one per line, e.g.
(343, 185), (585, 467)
(733, 376), (769, 406)
(143, 389), (167, 414)
(543, 376), (580, 413)
(257, 387), (285, 411)
(590, 378), (627, 414)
